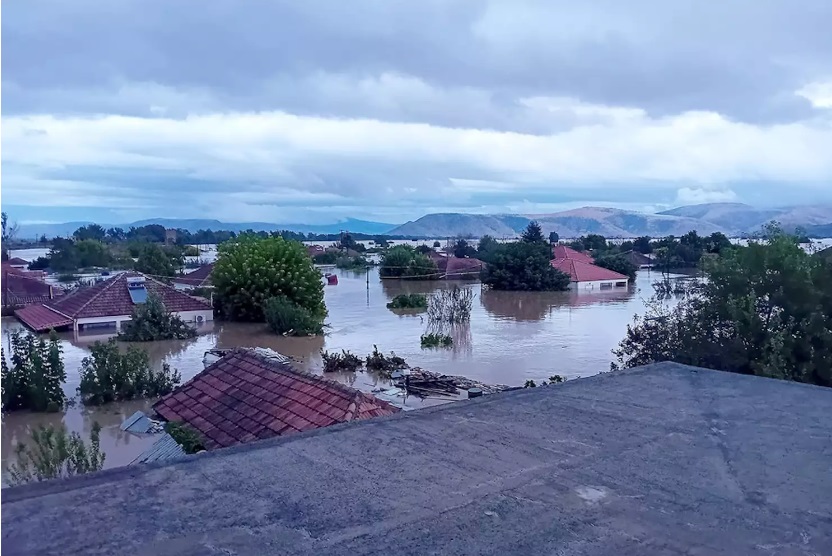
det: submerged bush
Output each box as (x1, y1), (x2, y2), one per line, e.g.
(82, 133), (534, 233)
(365, 345), (408, 377)
(7, 423), (105, 485)
(420, 333), (453, 349)
(427, 286), (473, 324)
(119, 293), (198, 342)
(321, 349), (363, 372)
(264, 295), (325, 336)
(2, 330), (66, 412)
(336, 255), (370, 271)
(386, 293), (428, 309)
(164, 421), (205, 454)
(78, 339), (181, 405)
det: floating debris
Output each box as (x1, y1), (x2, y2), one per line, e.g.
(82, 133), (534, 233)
(395, 368), (509, 398)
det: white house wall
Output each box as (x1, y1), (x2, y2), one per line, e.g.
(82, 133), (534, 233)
(76, 308), (213, 330)
(569, 280), (629, 291)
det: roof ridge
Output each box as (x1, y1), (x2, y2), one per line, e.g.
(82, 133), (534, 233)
(57, 272), (127, 317)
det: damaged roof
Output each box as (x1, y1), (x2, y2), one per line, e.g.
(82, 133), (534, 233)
(153, 348), (399, 449)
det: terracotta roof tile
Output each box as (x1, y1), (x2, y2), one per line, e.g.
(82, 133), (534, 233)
(173, 263), (214, 288)
(552, 245), (595, 264)
(551, 258), (629, 282)
(154, 348), (399, 449)
(13, 304), (74, 332)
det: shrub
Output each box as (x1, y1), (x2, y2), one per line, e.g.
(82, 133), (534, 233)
(119, 293), (198, 341)
(380, 245), (439, 280)
(164, 421), (205, 454)
(28, 256), (50, 270)
(213, 235), (326, 322)
(524, 380), (537, 388)
(427, 286), (473, 323)
(549, 375), (566, 384)
(336, 255), (370, 270)
(481, 242), (571, 291)
(134, 244), (176, 278)
(7, 423), (105, 485)
(2, 330), (66, 412)
(78, 339), (181, 405)
(321, 349), (363, 372)
(264, 295), (325, 336)
(183, 245), (201, 256)
(190, 286), (213, 299)
(365, 345), (408, 377)
(313, 252), (338, 265)
(420, 333), (453, 348)
(433, 241), (441, 248)
(386, 293), (428, 309)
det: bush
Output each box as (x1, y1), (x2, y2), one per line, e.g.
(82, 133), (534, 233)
(28, 256), (50, 270)
(481, 242), (571, 291)
(78, 339), (181, 405)
(380, 245), (439, 280)
(2, 330), (66, 412)
(213, 235), (326, 322)
(135, 244), (176, 278)
(7, 423), (105, 486)
(164, 421), (205, 454)
(386, 293), (428, 309)
(119, 293), (198, 341)
(420, 333), (453, 348)
(321, 349), (363, 372)
(365, 345), (408, 377)
(264, 295), (325, 336)
(593, 253), (637, 282)
(336, 255), (370, 270)
(313, 252), (338, 265)
(183, 245), (201, 256)
(427, 286), (473, 323)
(433, 241), (441, 248)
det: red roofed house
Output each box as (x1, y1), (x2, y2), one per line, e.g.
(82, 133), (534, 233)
(2, 264), (64, 309)
(6, 257), (30, 270)
(551, 245), (629, 291)
(14, 272), (213, 333)
(173, 263), (214, 291)
(153, 348), (399, 449)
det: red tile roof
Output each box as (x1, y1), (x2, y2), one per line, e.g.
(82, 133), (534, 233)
(173, 263), (214, 288)
(442, 257), (484, 279)
(44, 272), (211, 319)
(551, 258), (629, 282)
(2, 272), (64, 307)
(552, 245), (594, 264)
(6, 257), (30, 266)
(153, 348), (400, 449)
(14, 305), (74, 332)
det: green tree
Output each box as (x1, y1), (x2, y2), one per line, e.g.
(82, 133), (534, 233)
(433, 240), (441, 248)
(614, 232), (832, 387)
(213, 235), (326, 322)
(119, 293), (198, 341)
(477, 235), (499, 257)
(2, 331), (66, 412)
(8, 423), (105, 485)
(582, 234), (607, 251)
(593, 254), (637, 282)
(78, 339), (181, 405)
(73, 224), (106, 242)
(380, 245), (438, 279)
(75, 239), (112, 267)
(521, 221), (545, 243)
(481, 242), (571, 291)
(548, 231), (560, 244)
(264, 295), (325, 336)
(135, 244), (175, 277)
(47, 238), (80, 271)
(633, 236), (653, 254)
(453, 238), (477, 258)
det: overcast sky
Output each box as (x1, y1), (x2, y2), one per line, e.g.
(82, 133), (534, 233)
(3, 0), (832, 224)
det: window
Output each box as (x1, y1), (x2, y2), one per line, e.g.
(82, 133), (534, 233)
(600, 282), (613, 289)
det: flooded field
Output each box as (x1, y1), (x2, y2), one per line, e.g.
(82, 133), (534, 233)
(2, 267), (680, 477)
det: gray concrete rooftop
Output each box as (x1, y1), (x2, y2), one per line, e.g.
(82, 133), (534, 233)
(3, 362), (831, 555)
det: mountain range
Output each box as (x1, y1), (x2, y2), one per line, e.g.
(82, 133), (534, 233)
(16, 203), (832, 240)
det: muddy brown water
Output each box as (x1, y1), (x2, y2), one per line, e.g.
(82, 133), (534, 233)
(1, 268), (682, 480)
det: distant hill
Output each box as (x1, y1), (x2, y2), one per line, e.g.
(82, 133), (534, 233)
(388, 214), (527, 238)
(532, 207), (726, 238)
(18, 217), (397, 238)
(658, 203), (832, 235)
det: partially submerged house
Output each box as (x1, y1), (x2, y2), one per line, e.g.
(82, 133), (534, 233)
(173, 262), (214, 291)
(14, 272), (213, 333)
(437, 256), (484, 280)
(551, 245), (629, 291)
(1, 265), (64, 309)
(5, 257), (30, 270)
(153, 348), (399, 449)
(621, 250), (654, 269)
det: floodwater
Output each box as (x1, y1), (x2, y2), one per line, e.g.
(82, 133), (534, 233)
(2, 267), (677, 478)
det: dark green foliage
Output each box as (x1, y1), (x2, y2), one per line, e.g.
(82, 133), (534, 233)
(548, 231), (560, 244)
(135, 244), (176, 277)
(264, 295), (325, 336)
(313, 252), (338, 264)
(453, 238), (477, 258)
(2, 330), (67, 412)
(524, 380), (537, 388)
(338, 233), (366, 252)
(614, 232), (832, 387)
(415, 244), (433, 255)
(581, 234), (607, 251)
(7, 423), (105, 485)
(182, 245), (201, 256)
(119, 293), (198, 341)
(549, 375), (565, 384)
(335, 255), (370, 270)
(213, 235), (326, 322)
(481, 242), (571, 291)
(365, 345), (407, 376)
(521, 221), (545, 243)
(477, 235), (499, 258)
(190, 286), (213, 299)
(28, 256), (50, 270)
(380, 245), (439, 279)
(593, 254), (637, 281)
(73, 224), (106, 242)
(420, 333), (453, 348)
(433, 241), (441, 248)
(321, 349), (363, 372)
(633, 236), (653, 254)
(78, 339), (181, 405)
(386, 293), (428, 309)
(164, 421), (205, 454)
